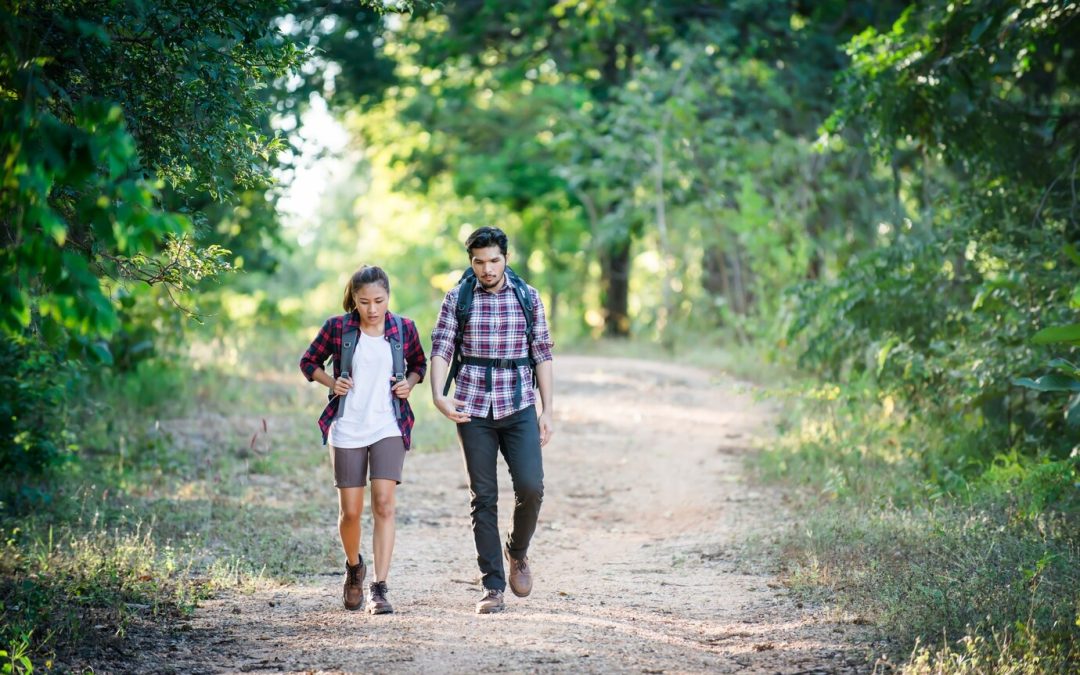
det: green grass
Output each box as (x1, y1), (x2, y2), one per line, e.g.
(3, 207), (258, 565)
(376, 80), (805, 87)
(776, 500), (1078, 657)
(0, 330), (357, 671)
(758, 375), (1080, 673)
(0, 515), (213, 673)
(902, 621), (1078, 674)
(1, 472), (322, 670)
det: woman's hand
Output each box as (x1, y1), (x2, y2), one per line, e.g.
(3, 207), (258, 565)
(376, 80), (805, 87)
(332, 376), (353, 396)
(391, 377), (413, 400)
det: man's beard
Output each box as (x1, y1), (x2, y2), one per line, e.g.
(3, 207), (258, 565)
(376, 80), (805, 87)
(478, 272), (504, 289)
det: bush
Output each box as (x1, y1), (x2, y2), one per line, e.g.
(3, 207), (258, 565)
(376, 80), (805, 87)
(762, 377), (1080, 671)
(0, 334), (79, 482)
(775, 493), (1079, 665)
(0, 517), (211, 672)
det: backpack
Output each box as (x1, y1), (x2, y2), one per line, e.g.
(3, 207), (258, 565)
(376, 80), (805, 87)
(443, 266), (536, 408)
(334, 313), (406, 422)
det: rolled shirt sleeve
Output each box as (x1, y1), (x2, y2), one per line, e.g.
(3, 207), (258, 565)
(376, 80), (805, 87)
(300, 318), (335, 381)
(430, 287), (460, 364)
(528, 287), (554, 363)
(403, 318), (428, 382)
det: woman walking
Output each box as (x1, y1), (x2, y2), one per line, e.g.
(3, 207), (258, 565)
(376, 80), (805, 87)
(300, 265), (427, 613)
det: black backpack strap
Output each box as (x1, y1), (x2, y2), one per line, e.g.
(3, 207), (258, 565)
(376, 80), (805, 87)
(442, 266), (539, 398)
(334, 314), (358, 421)
(443, 269), (477, 397)
(390, 313), (405, 420)
(505, 268), (536, 379)
(461, 356), (532, 409)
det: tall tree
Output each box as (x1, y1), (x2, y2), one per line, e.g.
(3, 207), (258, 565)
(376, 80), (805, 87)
(793, 0), (1080, 448)
(1, 0), (303, 340)
(370, 0), (906, 336)
(380, 0), (724, 336)
(0, 0), (307, 476)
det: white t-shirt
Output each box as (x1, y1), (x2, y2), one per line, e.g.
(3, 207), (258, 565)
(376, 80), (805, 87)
(329, 331), (402, 448)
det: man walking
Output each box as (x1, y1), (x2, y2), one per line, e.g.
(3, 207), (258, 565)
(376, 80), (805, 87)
(430, 226), (555, 614)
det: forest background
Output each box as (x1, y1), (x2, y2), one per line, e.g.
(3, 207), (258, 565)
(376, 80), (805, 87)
(1, 0), (1077, 672)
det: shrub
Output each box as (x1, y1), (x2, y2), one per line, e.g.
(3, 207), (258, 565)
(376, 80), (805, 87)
(0, 334), (78, 482)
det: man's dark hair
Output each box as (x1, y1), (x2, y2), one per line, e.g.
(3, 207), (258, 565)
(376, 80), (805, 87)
(465, 226), (508, 256)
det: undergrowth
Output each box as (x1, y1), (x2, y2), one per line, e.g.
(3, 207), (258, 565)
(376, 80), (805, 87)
(1, 330), (361, 671)
(759, 377), (1079, 673)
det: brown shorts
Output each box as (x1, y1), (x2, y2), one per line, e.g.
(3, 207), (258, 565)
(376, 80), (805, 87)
(330, 436), (406, 488)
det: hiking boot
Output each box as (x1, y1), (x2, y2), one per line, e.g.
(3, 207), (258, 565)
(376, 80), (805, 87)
(367, 581), (393, 615)
(475, 588), (505, 614)
(505, 547), (532, 598)
(342, 558), (366, 611)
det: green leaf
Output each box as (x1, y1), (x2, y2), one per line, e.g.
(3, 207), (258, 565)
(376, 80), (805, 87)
(1064, 243), (1080, 267)
(34, 206), (68, 246)
(75, 19), (111, 44)
(876, 336), (900, 375)
(1013, 375), (1080, 393)
(90, 341), (114, 365)
(1032, 324), (1080, 345)
(1048, 358), (1080, 377)
(969, 16), (993, 43)
(1067, 394), (1080, 428)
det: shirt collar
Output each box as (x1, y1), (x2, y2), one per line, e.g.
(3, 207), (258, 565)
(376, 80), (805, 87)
(344, 310), (360, 331)
(384, 310), (399, 338)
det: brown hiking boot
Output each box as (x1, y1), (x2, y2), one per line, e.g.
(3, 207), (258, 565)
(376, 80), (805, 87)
(475, 588), (505, 614)
(367, 581), (393, 615)
(505, 547), (532, 598)
(342, 559), (365, 611)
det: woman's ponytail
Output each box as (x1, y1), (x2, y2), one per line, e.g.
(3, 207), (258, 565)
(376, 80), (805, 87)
(342, 280), (356, 312)
(342, 265), (391, 312)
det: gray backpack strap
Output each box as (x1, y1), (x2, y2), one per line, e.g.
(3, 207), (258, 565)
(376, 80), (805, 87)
(390, 314), (405, 420)
(334, 315), (358, 421)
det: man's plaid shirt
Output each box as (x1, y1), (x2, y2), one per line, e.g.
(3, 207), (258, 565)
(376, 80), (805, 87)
(431, 278), (554, 420)
(300, 310), (427, 448)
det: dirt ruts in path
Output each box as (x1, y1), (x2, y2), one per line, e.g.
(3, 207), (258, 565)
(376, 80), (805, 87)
(116, 355), (872, 674)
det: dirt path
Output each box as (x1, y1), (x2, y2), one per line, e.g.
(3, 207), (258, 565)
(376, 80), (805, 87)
(125, 355), (871, 673)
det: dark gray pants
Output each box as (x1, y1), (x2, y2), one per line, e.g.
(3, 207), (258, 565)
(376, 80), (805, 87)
(457, 405), (544, 592)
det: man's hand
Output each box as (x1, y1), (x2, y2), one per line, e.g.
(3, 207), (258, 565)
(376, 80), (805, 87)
(538, 411), (554, 446)
(434, 395), (471, 423)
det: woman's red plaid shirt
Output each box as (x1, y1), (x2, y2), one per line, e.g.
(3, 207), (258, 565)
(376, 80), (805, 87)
(300, 310), (427, 448)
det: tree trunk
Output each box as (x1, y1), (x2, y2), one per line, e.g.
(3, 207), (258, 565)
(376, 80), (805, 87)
(702, 244), (729, 324)
(727, 247), (751, 344)
(600, 239), (631, 337)
(729, 247), (749, 316)
(545, 218), (561, 335)
(921, 144), (934, 228)
(653, 133), (674, 348)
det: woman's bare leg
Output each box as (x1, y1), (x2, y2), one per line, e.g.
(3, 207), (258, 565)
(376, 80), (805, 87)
(369, 478), (397, 581)
(338, 486), (365, 564)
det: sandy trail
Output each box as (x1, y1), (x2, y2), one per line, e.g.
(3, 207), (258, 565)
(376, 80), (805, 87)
(116, 355), (870, 673)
